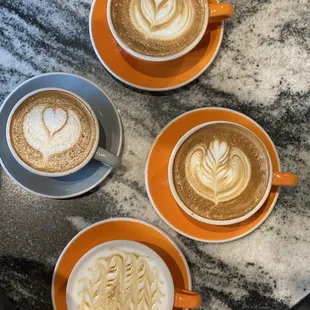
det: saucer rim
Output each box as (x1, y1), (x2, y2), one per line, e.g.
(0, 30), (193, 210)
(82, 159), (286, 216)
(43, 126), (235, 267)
(0, 72), (123, 199)
(89, 0), (224, 91)
(145, 107), (280, 243)
(51, 217), (192, 309)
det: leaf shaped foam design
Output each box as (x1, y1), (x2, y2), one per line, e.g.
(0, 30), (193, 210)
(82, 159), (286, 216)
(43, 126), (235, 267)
(131, 0), (194, 39)
(186, 140), (251, 205)
(78, 249), (165, 310)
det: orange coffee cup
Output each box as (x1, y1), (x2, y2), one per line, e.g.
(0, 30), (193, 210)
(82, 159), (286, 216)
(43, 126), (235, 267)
(107, 0), (234, 62)
(66, 240), (202, 309)
(168, 121), (298, 226)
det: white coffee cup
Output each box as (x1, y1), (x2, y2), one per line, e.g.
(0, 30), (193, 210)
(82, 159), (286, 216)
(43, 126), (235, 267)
(168, 121), (298, 226)
(107, 0), (233, 62)
(6, 88), (121, 178)
(66, 240), (201, 309)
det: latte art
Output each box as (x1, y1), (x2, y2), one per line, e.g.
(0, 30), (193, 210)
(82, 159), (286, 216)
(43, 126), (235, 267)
(24, 106), (81, 158)
(187, 140), (251, 205)
(78, 249), (165, 310)
(111, 0), (206, 57)
(66, 243), (170, 310)
(9, 90), (97, 173)
(172, 123), (270, 221)
(131, 0), (194, 40)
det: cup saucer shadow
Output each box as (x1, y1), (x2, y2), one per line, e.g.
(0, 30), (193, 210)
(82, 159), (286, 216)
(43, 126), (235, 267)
(52, 121), (108, 183)
(119, 24), (221, 78)
(97, 120), (107, 150)
(141, 242), (187, 290)
(179, 185), (279, 232)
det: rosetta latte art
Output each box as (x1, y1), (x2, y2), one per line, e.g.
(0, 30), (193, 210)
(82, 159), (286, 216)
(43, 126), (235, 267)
(186, 140), (251, 205)
(23, 105), (81, 158)
(78, 249), (165, 310)
(130, 0), (194, 39)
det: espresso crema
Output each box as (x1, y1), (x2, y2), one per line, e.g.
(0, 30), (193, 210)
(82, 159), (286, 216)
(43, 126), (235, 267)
(110, 0), (206, 57)
(9, 90), (97, 173)
(172, 123), (270, 220)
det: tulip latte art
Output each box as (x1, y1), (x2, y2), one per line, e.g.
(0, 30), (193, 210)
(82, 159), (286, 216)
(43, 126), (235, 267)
(173, 123), (270, 220)
(187, 140), (252, 206)
(9, 90), (97, 173)
(110, 0), (206, 57)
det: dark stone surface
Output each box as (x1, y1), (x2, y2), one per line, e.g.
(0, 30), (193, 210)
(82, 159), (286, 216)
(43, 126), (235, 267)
(0, 0), (310, 309)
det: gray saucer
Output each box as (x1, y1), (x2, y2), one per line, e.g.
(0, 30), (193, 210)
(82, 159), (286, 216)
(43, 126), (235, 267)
(0, 73), (122, 198)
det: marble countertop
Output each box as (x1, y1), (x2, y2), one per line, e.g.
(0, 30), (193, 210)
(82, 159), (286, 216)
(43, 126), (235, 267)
(1, 0), (310, 309)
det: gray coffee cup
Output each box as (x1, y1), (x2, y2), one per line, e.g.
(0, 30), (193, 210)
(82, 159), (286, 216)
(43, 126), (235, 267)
(6, 87), (121, 178)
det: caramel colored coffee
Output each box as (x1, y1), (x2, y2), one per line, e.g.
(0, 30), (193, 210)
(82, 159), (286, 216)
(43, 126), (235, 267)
(172, 123), (270, 221)
(110, 0), (206, 57)
(9, 90), (97, 173)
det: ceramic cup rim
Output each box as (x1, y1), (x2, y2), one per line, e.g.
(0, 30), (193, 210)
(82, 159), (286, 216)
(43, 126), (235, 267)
(168, 120), (274, 226)
(106, 0), (209, 62)
(6, 87), (100, 178)
(66, 240), (175, 309)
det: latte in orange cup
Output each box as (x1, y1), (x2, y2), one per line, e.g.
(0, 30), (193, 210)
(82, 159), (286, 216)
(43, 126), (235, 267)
(169, 121), (298, 225)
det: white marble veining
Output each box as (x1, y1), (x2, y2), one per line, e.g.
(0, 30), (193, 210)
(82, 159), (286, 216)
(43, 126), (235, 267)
(0, 0), (310, 309)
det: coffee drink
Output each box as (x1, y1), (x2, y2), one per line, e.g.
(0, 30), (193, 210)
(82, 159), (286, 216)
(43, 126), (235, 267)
(9, 90), (97, 173)
(172, 123), (270, 221)
(67, 244), (169, 310)
(110, 0), (207, 57)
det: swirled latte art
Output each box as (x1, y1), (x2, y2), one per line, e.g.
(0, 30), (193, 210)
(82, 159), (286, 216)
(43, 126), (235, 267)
(77, 249), (167, 310)
(186, 140), (251, 205)
(9, 90), (97, 173)
(111, 0), (206, 56)
(172, 123), (270, 220)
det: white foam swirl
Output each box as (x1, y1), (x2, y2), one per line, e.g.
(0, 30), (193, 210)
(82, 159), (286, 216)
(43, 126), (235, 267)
(78, 249), (166, 310)
(186, 140), (251, 205)
(23, 105), (81, 158)
(130, 0), (194, 40)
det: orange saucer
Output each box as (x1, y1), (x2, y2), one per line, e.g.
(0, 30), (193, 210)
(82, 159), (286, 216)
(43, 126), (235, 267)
(145, 108), (280, 242)
(89, 0), (223, 91)
(52, 218), (191, 309)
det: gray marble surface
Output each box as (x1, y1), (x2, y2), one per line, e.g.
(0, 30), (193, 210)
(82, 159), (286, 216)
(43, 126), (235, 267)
(0, 0), (310, 309)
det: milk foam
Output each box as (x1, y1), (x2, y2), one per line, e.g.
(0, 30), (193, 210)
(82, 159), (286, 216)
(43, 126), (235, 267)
(67, 245), (169, 310)
(186, 140), (251, 205)
(130, 0), (194, 40)
(23, 105), (81, 158)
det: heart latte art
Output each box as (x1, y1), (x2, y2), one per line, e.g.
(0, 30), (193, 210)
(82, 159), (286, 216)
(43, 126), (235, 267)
(111, 0), (206, 56)
(186, 140), (251, 205)
(172, 123), (270, 221)
(131, 0), (194, 40)
(9, 90), (97, 173)
(24, 106), (81, 158)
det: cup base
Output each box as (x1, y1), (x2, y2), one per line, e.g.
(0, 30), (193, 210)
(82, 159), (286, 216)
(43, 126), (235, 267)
(0, 73), (122, 198)
(90, 0), (224, 90)
(52, 218), (192, 309)
(145, 107), (280, 242)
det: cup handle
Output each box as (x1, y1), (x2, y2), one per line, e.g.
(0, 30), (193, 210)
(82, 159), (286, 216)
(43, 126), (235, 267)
(174, 288), (202, 309)
(272, 172), (298, 186)
(208, 3), (234, 23)
(93, 146), (121, 168)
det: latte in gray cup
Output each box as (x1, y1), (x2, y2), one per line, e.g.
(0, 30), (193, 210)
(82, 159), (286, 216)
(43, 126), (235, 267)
(6, 88), (120, 177)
